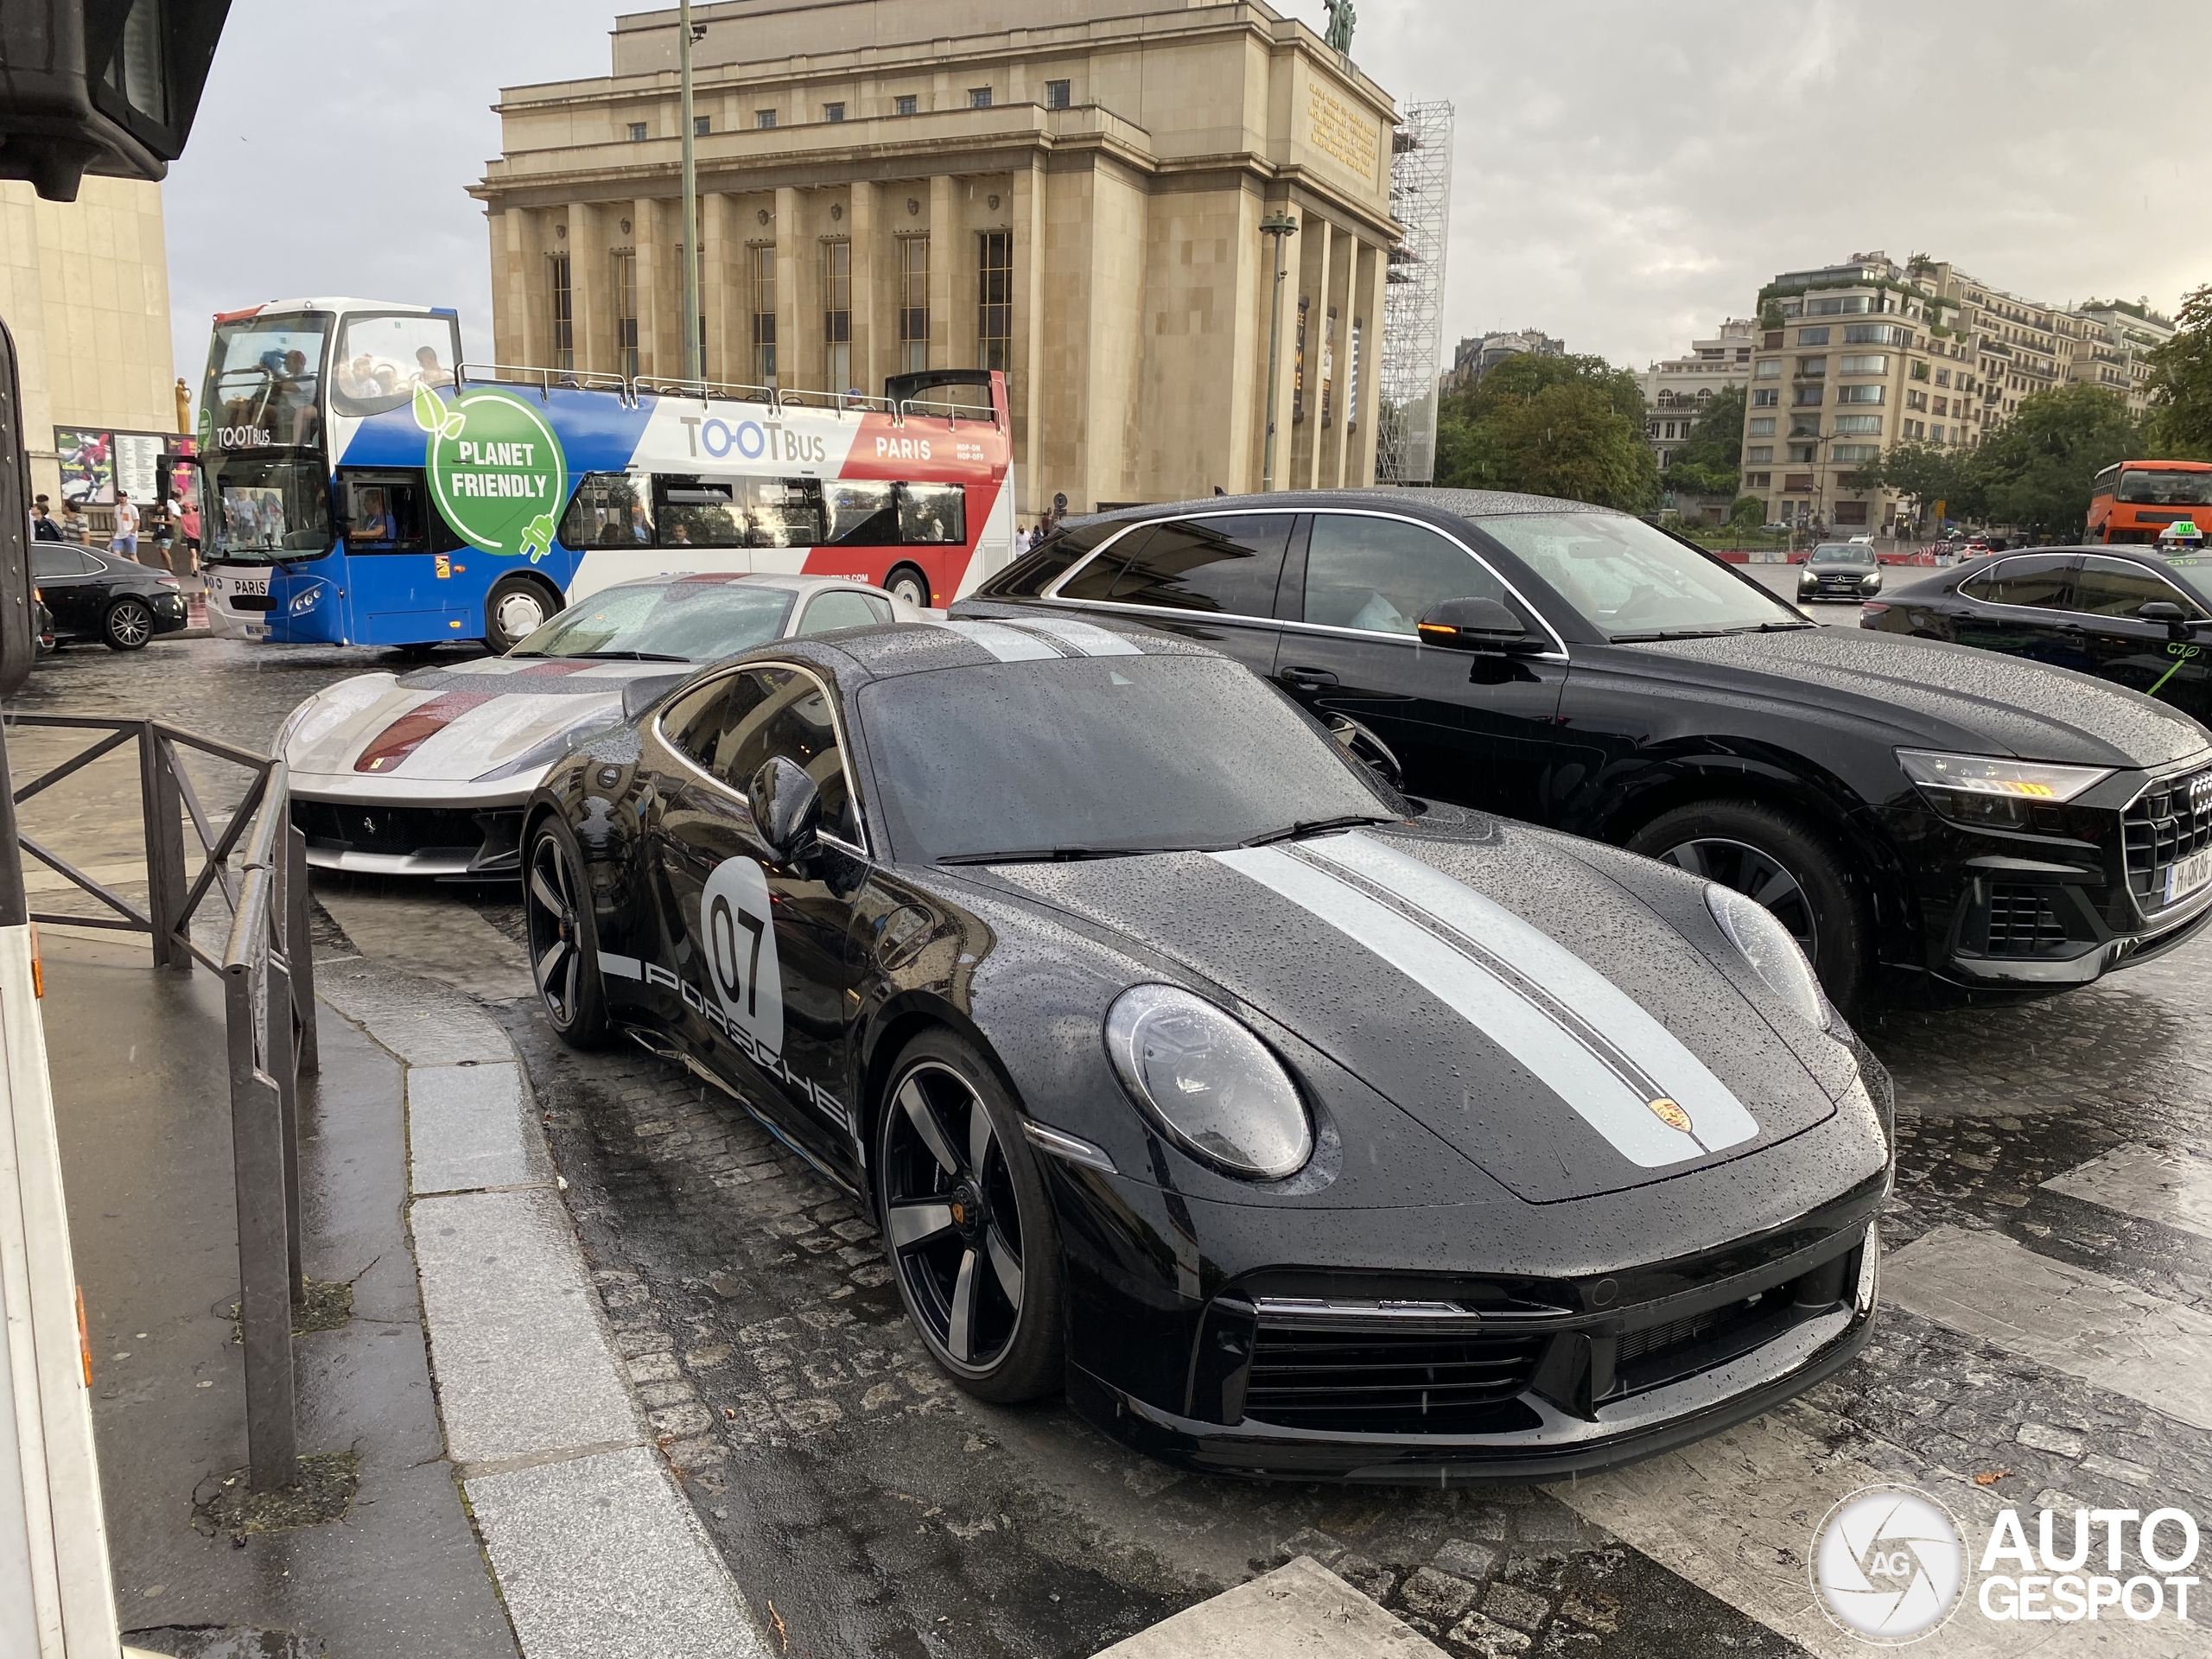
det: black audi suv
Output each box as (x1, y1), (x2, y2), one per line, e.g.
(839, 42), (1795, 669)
(960, 490), (2212, 1007)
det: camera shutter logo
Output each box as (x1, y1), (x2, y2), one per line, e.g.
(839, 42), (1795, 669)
(1811, 1485), (1967, 1644)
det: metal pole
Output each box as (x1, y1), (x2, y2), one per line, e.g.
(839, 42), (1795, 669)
(226, 919), (296, 1490)
(1259, 210), (1296, 493)
(678, 0), (702, 384)
(287, 823), (318, 1080)
(139, 724), (188, 971)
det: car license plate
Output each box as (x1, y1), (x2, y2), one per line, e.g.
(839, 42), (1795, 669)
(226, 576), (269, 597)
(2167, 849), (2212, 905)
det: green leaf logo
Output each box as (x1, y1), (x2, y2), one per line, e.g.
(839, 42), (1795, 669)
(410, 382), (445, 434)
(419, 389), (569, 561)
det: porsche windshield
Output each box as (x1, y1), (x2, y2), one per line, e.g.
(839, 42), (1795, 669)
(861, 656), (1395, 864)
(1478, 512), (1807, 640)
(511, 582), (794, 661)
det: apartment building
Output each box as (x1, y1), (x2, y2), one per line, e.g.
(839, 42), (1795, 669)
(1442, 328), (1563, 392)
(1641, 317), (1754, 472)
(2069, 299), (2173, 416)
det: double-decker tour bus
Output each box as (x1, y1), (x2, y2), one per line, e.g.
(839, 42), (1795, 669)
(186, 298), (1017, 650)
(2087, 458), (2212, 544)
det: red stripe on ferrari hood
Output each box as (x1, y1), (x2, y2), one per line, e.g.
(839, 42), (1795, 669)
(351, 660), (595, 774)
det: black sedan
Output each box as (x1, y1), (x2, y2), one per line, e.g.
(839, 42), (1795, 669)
(30, 543), (188, 650)
(960, 492), (2212, 1005)
(1796, 541), (1883, 603)
(1864, 545), (2212, 723)
(521, 619), (1891, 1481)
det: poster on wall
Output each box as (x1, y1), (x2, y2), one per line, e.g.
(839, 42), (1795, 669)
(54, 429), (114, 505)
(113, 433), (165, 504)
(1346, 319), (1362, 431)
(1293, 297), (1310, 424)
(1321, 306), (1338, 428)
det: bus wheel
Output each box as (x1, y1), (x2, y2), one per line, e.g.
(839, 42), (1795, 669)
(884, 563), (931, 609)
(484, 575), (561, 653)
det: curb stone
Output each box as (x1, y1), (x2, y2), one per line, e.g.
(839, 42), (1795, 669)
(316, 956), (772, 1659)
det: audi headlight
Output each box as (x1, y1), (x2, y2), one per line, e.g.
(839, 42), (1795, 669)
(1897, 749), (2111, 830)
(472, 710), (625, 783)
(1707, 885), (1827, 1030)
(1104, 984), (1312, 1179)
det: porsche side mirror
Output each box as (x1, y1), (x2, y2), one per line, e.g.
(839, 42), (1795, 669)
(747, 755), (821, 864)
(1324, 713), (1404, 792)
(1416, 596), (1541, 654)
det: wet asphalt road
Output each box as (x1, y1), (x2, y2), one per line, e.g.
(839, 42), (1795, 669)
(20, 632), (2212, 1657)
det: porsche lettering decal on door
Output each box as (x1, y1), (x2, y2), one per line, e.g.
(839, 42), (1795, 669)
(702, 856), (785, 1060)
(1211, 833), (1758, 1168)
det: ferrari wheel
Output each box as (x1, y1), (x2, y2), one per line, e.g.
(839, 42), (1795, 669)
(883, 563), (931, 609)
(877, 1031), (1064, 1402)
(523, 819), (609, 1047)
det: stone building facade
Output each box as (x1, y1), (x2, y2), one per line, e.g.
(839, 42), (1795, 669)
(471, 0), (1402, 520)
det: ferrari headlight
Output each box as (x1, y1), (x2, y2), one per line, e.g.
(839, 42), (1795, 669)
(1897, 749), (2111, 830)
(1104, 985), (1311, 1180)
(472, 710), (626, 782)
(1707, 885), (1827, 1030)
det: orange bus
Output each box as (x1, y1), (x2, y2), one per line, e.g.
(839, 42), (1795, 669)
(2088, 458), (2212, 543)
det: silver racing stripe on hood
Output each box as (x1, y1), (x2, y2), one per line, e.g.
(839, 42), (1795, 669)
(1210, 833), (1758, 1168)
(1000, 614), (1144, 657)
(937, 619), (1068, 662)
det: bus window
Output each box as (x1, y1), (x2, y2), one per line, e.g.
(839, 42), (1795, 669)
(204, 310), (329, 450)
(822, 481), (899, 545)
(206, 456), (332, 561)
(333, 312), (464, 416)
(563, 473), (652, 548)
(2118, 468), (2212, 507)
(339, 471), (431, 553)
(655, 476), (745, 547)
(743, 479), (823, 547)
(898, 482), (965, 545)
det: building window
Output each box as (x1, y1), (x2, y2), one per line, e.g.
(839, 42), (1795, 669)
(1831, 443), (1880, 462)
(1754, 359), (1781, 378)
(1045, 79), (1071, 109)
(1751, 387), (1779, 408)
(1788, 415), (1821, 438)
(1746, 472), (1771, 488)
(1787, 444), (1818, 463)
(627, 121), (648, 142)
(1796, 327), (1830, 346)
(613, 251), (639, 378)
(1834, 501), (1870, 526)
(824, 102), (845, 123)
(1748, 416), (1776, 437)
(1904, 390), (1929, 410)
(899, 236), (929, 376)
(1838, 384), (1886, 404)
(1928, 424), (1946, 442)
(1838, 354), (1888, 376)
(1792, 385), (1823, 406)
(823, 239), (852, 392)
(756, 109), (777, 130)
(549, 252), (573, 371)
(894, 94), (918, 117)
(1796, 356), (1826, 377)
(694, 114), (710, 137)
(969, 86), (994, 109)
(1746, 447), (1772, 464)
(977, 230), (1012, 372)
(749, 245), (776, 387)
(1834, 414), (1883, 435)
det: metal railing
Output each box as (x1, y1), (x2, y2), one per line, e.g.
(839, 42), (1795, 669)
(454, 359), (1003, 429)
(10, 716), (315, 1490)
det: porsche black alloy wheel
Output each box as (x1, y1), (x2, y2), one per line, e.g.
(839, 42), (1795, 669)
(104, 597), (154, 651)
(878, 1034), (1064, 1402)
(524, 822), (609, 1046)
(883, 563), (931, 609)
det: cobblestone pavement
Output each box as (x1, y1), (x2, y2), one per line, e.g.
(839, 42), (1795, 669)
(35, 637), (2212, 1657)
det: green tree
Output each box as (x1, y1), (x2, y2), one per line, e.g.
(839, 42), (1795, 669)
(1974, 383), (2144, 539)
(1728, 494), (1764, 528)
(1433, 351), (1658, 511)
(2146, 284), (2212, 458)
(1857, 439), (1986, 523)
(1662, 385), (1745, 497)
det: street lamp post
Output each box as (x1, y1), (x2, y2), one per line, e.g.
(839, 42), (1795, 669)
(1258, 209), (1298, 493)
(678, 0), (704, 384)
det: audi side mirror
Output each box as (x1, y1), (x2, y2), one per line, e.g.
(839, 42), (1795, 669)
(1416, 596), (1540, 654)
(747, 755), (821, 864)
(2138, 601), (2196, 640)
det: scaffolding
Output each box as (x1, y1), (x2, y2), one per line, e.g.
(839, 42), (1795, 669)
(1376, 100), (1454, 485)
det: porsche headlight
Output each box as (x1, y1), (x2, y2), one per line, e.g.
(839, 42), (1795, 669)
(472, 710), (626, 782)
(1707, 885), (1827, 1030)
(1104, 984), (1311, 1180)
(1897, 749), (2111, 830)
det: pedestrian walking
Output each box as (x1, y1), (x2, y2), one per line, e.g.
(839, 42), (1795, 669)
(29, 494), (60, 542)
(60, 498), (89, 545)
(110, 489), (140, 557)
(150, 502), (178, 573)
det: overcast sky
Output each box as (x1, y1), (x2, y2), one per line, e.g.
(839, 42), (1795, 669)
(165, 0), (2212, 385)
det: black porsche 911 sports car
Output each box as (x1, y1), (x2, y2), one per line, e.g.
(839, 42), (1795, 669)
(523, 616), (1893, 1482)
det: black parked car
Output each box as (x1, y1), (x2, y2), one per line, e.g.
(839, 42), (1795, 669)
(1865, 546), (2212, 723)
(521, 619), (1891, 1481)
(960, 491), (2212, 1006)
(29, 544), (188, 650)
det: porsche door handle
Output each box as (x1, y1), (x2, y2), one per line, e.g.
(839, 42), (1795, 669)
(1280, 666), (1339, 690)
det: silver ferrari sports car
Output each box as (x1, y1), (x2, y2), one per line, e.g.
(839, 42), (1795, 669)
(281, 572), (918, 877)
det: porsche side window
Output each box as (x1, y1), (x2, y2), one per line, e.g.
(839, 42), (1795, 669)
(1971, 555), (2076, 611)
(663, 676), (738, 770)
(1104, 514), (1293, 616)
(1303, 515), (1505, 636)
(677, 667), (862, 846)
(2075, 556), (2206, 620)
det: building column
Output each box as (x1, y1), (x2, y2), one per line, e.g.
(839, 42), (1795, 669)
(1289, 213), (1332, 490)
(1318, 221), (1354, 487)
(928, 175), (957, 371)
(571, 202), (607, 376)
(702, 191), (734, 385)
(1349, 240), (1384, 486)
(1253, 196), (1302, 494)
(773, 185), (806, 395)
(849, 180), (880, 399)
(627, 198), (660, 380)
(1009, 156), (1046, 515)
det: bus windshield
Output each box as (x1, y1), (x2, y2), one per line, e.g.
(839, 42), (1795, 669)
(204, 455), (332, 564)
(203, 311), (331, 451)
(331, 311), (461, 416)
(2117, 469), (2212, 506)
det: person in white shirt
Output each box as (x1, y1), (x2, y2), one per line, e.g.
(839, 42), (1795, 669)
(110, 491), (140, 557)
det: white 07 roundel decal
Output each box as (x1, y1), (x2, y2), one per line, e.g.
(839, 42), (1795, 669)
(701, 857), (783, 1059)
